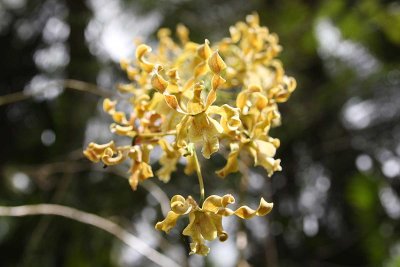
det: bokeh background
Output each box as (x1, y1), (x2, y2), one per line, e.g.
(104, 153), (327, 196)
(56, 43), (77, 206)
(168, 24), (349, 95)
(1, 0), (400, 266)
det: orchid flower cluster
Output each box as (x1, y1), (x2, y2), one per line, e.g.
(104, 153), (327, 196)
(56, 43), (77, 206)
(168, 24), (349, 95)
(84, 13), (296, 256)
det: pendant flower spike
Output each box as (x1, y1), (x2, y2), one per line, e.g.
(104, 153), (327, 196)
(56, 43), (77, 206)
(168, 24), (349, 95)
(83, 12), (296, 255)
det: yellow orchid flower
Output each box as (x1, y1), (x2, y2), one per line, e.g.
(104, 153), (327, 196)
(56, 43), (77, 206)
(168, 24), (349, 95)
(156, 139), (181, 183)
(217, 85), (282, 178)
(83, 141), (126, 166)
(155, 194), (273, 255)
(128, 144), (153, 191)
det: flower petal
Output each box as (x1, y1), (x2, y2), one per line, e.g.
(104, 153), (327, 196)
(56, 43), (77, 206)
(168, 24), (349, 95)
(135, 44), (154, 73)
(234, 198), (273, 219)
(208, 51), (226, 74)
(216, 143), (240, 177)
(155, 211), (181, 233)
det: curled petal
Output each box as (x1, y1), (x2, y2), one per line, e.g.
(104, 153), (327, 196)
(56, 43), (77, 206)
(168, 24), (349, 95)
(156, 155), (178, 183)
(197, 39), (211, 60)
(246, 12), (260, 27)
(208, 51), (226, 74)
(189, 242), (210, 256)
(202, 194), (235, 213)
(211, 74), (226, 91)
(135, 44), (154, 73)
(101, 148), (125, 165)
(103, 98), (116, 113)
(187, 82), (205, 114)
(129, 161), (153, 191)
(157, 139), (180, 182)
(112, 111), (129, 124)
(176, 23), (189, 44)
(229, 26), (241, 43)
(253, 140), (276, 157)
(201, 135), (219, 159)
(155, 211), (181, 233)
(117, 83), (135, 94)
(151, 73), (169, 93)
(205, 88), (217, 109)
(120, 58), (129, 71)
(83, 141), (116, 162)
(274, 76), (297, 103)
(183, 211), (217, 242)
(110, 124), (137, 137)
(176, 115), (190, 149)
(233, 198), (273, 219)
(209, 213), (228, 241)
(126, 66), (139, 81)
(190, 115), (223, 158)
(194, 62), (208, 78)
(164, 94), (187, 114)
(208, 104), (241, 133)
(171, 195), (191, 215)
(128, 145), (154, 190)
(249, 140), (281, 176)
(216, 142), (240, 178)
(222, 194), (235, 207)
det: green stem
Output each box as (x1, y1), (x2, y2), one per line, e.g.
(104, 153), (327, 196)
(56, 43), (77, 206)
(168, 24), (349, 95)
(193, 148), (205, 204)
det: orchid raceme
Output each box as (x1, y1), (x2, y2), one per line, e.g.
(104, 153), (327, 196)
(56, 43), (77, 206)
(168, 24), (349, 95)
(83, 13), (296, 255)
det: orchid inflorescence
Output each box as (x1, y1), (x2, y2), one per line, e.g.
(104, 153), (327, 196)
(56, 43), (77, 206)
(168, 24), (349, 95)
(84, 13), (296, 256)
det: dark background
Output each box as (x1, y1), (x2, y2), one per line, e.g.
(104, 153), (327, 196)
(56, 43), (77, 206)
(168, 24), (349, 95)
(1, 0), (400, 266)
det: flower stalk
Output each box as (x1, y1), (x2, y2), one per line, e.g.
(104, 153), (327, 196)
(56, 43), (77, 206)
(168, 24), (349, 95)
(192, 145), (205, 204)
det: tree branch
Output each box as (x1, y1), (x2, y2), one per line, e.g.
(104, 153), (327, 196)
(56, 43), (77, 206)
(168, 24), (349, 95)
(0, 79), (113, 106)
(0, 204), (180, 267)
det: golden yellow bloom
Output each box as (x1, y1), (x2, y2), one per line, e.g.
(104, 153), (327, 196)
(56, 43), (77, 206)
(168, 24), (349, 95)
(128, 144), (153, 191)
(83, 141), (126, 166)
(155, 194), (273, 255)
(83, 13), (297, 256)
(156, 139), (181, 183)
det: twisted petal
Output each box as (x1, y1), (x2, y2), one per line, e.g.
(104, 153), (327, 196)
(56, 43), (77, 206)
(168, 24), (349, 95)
(208, 51), (226, 74)
(176, 23), (189, 44)
(197, 39), (211, 60)
(155, 211), (181, 233)
(83, 141), (116, 163)
(156, 139), (180, 182)
(176, 115), (190, 148)
(103, 98), (116, 112)
(208, 104), (241, 133)
(216, 143), (240, 178)
(110, 124), (137, 137)
(135, 44), (154, 73)
(101, 148), (125, 165)
(151, 72), (169, 93)
(128, 145), (154, 190)
(249, 140), (281, 177)
(233, 198), (273, 219)
(171, 195), (191, 215)
(103, 98), (129, 124)
(209, 213), (228, 241)
(211, 74), (226, 91)
(188, 114), (223, 158)
(164, 94), (187, 114)
(202, 194), (235, 214)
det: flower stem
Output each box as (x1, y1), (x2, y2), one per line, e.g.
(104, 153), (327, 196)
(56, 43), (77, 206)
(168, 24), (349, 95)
(193, 148), (205, 204)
